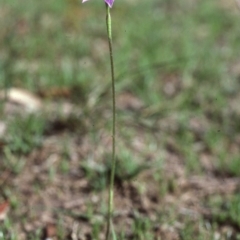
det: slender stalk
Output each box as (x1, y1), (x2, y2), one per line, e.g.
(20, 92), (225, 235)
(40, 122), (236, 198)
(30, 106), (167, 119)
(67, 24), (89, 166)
(105, 4), (116, 240)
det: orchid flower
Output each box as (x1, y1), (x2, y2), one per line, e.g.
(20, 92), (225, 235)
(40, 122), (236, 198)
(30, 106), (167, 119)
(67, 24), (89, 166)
(82, 0), (114, 8)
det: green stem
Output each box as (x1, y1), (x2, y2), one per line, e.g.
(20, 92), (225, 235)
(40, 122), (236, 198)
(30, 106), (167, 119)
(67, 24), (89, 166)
(105, 4), (116, 240)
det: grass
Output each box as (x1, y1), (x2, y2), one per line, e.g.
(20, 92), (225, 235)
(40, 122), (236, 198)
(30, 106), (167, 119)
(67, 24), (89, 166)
(1, 0), (240, 239)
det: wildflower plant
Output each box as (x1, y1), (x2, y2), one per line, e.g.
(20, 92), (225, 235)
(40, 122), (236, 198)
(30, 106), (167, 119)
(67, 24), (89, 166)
(82, 0), (116, 239)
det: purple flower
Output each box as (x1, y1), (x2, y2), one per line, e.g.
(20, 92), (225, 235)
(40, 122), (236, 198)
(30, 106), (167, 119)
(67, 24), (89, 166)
(82, 0), (114, 8)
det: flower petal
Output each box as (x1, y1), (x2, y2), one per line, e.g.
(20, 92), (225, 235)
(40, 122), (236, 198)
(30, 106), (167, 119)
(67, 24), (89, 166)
(82, 0), (89, 3)
(105, 0), (114, 8)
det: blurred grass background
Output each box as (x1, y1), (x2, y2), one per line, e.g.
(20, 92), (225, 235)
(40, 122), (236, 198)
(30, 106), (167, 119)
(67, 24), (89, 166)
(1, 0), (240, 172)
(1, 0), (240, 239)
